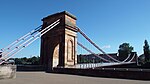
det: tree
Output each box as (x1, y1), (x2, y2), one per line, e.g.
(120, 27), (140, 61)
(138, 54), (145, 65)
(30, 56), (40, 65)
(14, 58), (23, 64)
(143, 40), (150, 62)
(118, 43), (133, 61)
(14, 56), (40, 65)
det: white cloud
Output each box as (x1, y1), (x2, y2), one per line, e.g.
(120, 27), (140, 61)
(101, 45), (111, 49)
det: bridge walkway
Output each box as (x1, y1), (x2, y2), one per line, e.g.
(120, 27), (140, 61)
(0, 72), (149, 84)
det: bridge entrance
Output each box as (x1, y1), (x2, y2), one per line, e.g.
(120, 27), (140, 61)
(40, 11), (78, 71)
(0, 11), (137, 71)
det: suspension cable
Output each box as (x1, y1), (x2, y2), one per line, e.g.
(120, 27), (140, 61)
(0, 19), (60, 64)
(0, 25), (42, 52)
(77, 27), (120, 62)
(0, 25), (42, 58)
(77, 42), (111, 62)
(128, 53), (136, 62)
(121, 54), (131, 62)
(1, 19), (60, 58)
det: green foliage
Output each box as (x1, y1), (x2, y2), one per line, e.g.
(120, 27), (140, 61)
(138, 40), (150, 66)
(138, 54), (146, 65)
(14, 56), (40, 65)
(77, 54), (102, 64)
(119, 43), (133, 53)
(143, 40), (150, 62)
(118, 43), (134, 61)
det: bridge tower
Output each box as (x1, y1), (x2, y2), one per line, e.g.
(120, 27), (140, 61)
(40, 11), (77, 71)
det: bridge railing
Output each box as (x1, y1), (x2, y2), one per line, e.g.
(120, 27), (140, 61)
(75, 62), (136, 69)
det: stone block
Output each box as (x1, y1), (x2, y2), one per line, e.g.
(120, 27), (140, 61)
(0, 65), (16, 79)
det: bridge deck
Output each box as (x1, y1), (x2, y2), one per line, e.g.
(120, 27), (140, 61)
(0, 72), (149, 84)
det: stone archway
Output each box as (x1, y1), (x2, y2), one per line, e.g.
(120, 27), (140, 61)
(53, 44), (59, 67)
(67, 40), (73, 61)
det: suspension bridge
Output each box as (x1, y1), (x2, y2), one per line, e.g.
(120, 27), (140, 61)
(0, 11), (136, 71)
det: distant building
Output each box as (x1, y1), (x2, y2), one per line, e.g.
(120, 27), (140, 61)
(77, 52), (137, 64)
(77, 53), (118, 63)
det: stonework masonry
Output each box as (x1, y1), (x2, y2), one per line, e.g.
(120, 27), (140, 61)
(0, 65), (16, 79)
(40, 11), (77, 71)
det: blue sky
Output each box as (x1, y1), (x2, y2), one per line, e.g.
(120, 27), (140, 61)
(0, 0), (150, 58)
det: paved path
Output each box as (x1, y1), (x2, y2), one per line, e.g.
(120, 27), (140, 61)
(0, 72), (150, 84)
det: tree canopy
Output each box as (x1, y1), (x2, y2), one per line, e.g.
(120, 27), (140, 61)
(118, 43), (134, 61)
(119, 43), (133, 53)
(14, 56), (40, 65)
(143, 40), (150, 62)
